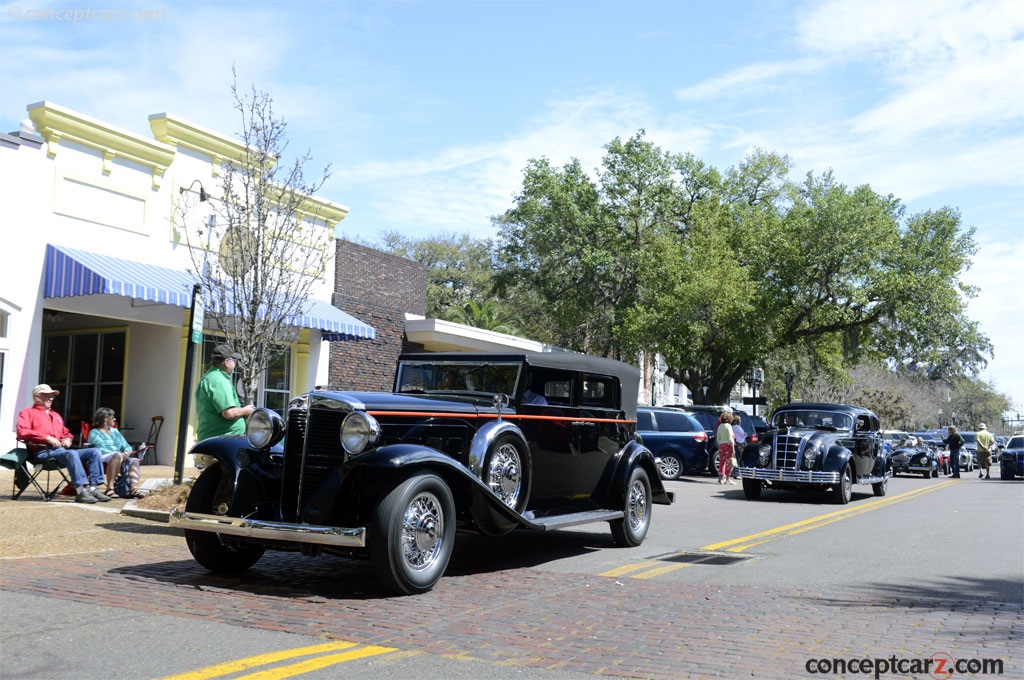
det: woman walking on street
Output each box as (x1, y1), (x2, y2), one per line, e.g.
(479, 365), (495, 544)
(717, 413), (736, 485)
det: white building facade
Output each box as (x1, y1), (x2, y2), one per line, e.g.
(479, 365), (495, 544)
(0, 102), (374, 460)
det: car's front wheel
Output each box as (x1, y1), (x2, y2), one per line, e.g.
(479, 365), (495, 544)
(371, 473), (455, 595)
(184, 465), (265, 573)
(831, 464), (852, 505)
(611, 466), (652, 547)
(657, 452), (683, 480)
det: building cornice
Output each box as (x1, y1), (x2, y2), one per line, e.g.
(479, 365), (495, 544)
(27, 101), (175, 188)
(148, 113), (272, 176)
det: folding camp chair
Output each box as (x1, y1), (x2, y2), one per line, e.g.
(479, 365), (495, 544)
(1, 446), (72, 501)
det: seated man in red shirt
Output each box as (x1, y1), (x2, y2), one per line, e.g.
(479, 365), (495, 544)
(16, 384), (110, 504)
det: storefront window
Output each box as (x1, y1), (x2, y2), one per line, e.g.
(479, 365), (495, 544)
(42, 330), (126, 438)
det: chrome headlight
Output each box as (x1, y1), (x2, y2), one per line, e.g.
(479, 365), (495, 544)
(246, 408), (285, 449)
(341, 411), (380, 455)
(804, 445), (820, 468)
(759, 444), (772, 465)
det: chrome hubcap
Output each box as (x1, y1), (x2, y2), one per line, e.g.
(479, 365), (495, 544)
(626, 479), (648, 531)
(401, 491), (445, 570)
(659, 457), (680, 478)
(488, 443), (522, 508)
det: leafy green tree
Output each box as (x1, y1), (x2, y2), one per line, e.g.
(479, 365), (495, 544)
(496, 132), (990, 405)
(445, 298), (521, 335)
(376, 231), (495, 319)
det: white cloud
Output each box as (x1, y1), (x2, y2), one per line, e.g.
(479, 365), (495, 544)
(673, 59), (822, 102)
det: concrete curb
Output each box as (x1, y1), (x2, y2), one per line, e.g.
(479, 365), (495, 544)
(121, 501), (170, 523)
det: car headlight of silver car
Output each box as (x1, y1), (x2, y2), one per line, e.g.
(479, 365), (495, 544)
(246, 408), (285, 449)
(341, 411), (381, 455)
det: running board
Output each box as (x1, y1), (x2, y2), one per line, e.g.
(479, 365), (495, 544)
(525, 509), (624, 530)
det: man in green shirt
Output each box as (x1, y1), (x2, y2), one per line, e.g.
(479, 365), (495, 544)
(195, 344), (255, 441)
(975, 422), (995, 479)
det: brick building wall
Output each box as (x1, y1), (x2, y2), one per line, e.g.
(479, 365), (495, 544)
(328, 240), (428, 390)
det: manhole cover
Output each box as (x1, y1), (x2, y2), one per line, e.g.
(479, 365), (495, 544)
(648, 551), (755, 566)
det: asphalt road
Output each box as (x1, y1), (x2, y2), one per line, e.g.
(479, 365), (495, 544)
(1, 469), (1021, 679)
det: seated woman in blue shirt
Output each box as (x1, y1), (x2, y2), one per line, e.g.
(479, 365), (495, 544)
(88, 407), (142, 497)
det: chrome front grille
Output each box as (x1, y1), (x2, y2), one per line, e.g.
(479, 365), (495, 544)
(774, 433), (801, 470)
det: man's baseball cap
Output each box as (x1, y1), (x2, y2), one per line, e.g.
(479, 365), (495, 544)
(32, 384), (60, 397)
(211, 344), (243, 364)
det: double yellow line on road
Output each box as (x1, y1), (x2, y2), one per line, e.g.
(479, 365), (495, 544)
(157, 640), (397, 680)
(601, 479), (957, 580)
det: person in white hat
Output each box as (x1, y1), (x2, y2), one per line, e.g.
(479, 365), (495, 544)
(976, 423), (994, 479)
(16, 384), (110, 503)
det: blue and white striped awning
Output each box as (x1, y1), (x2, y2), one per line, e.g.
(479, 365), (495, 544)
(43, 244), (375, 341)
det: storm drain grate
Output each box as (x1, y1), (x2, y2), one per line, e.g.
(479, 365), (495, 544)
(648, 551), (756, 566)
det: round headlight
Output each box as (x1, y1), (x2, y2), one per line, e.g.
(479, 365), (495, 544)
(759, 445), (772, 464)
(341, 411), (380, 455)
(246, 408), (285, 449)
(804, 446), (819, 467)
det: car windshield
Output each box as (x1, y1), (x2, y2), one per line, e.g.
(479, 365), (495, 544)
(961, 433), (977, 445)
(772, 410), (853, 431)
(395, 360), (521, 396)
(1009, 436), (1024, 448)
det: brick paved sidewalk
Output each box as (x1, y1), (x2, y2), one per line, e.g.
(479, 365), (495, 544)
(2, 541), (1020, 679)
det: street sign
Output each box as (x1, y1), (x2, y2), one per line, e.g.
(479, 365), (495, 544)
(743, 396), (767, 405)
(190, 292), (204, 344)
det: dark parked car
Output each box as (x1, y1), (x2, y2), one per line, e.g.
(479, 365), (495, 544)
(999, 434), (1024, 480)
(737, 403), (891, 504)
(667, 405), (761, 473)
(891, 445), (940, 478)
(750, 415), (769, 434)
(636, 407), (710, 480)
(171, 351), (673, 595)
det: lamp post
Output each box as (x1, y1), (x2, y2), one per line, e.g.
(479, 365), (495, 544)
(938, 408), (943, 427)
(743, 367), (764, 416)
(785, 372), (795, 404)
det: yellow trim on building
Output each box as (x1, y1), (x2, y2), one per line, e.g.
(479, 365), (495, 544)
(28, 101), (175, 189)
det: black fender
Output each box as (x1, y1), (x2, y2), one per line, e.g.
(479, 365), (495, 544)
(821, 444), (853, 473)
(872, 450), (892, 477)
(606, 440), (673, 507)
(189, 436), (284, 519)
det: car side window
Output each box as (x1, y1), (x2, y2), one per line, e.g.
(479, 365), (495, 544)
(636, 411), (654, 430)
(660, 412), (695, 433)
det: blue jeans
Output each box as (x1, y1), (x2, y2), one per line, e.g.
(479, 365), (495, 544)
(950, 451), (961, 476)
(31, 447), (103, 488)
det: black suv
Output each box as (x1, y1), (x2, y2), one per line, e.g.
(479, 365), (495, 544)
(636, 407), (710, 480)
(171, 351), (673, 595)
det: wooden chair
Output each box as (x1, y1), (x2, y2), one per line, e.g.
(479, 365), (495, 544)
(136, 416), (163, 465)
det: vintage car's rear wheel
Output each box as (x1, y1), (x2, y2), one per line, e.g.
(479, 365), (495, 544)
(370, 473), (455, 595)
(483, 435), (530, 512)
(184, 465), (265, 573)
(610, 466), (651, 547)
(742, 478), (763, 500)
(831, 464), (852, 505)
(657, 453), (683, 480)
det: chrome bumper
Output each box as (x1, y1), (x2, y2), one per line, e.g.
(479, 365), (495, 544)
(169, 509), (367, 548)
(736, 467), (840, 484)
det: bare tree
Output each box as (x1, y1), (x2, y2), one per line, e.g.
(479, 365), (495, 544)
(178, 70), (333, 403)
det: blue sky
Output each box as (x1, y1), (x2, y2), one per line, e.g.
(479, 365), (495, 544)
(3, 0), (1022, 414)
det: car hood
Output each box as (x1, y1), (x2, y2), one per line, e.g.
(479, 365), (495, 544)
(305, 390), (500, 416)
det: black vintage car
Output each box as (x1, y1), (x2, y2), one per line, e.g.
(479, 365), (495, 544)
(170, 352), (672, 595)
(737, 403), (891, 504)
(891, 444), (940, 478)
